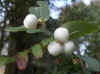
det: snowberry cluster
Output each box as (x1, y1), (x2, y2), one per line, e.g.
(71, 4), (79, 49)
(23, 14), (75, 56)
(23, 14), (38, 29)
(48, 27), (75, 56)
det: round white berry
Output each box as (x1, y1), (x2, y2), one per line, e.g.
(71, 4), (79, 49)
(23, 14), (38, 29)
(64, 41), (75, 54)
(54, 27), (69, 43)
(48, 41), (63, 56)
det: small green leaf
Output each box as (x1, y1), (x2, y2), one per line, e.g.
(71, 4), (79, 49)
(81, 55), (100, 72)
(41, 37), (54, 47)
(39, 7), (49, 19)
(26, 29), (43, 33)
(29, 7), (49, 19)
(32, 44), (43, 58)
(41, 39), (49, 47)
(37, 1), (48, 7)
(0, 56), (16, 67)
(29, 7), (40, 18)
(6, 26), (27, 32)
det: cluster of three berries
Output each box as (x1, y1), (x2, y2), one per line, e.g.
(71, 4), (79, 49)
(48, 27), (75, 56)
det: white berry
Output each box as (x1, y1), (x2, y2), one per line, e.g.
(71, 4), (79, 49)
(64, 41), (75, 54)
(23, 14), (38, 29)
(54, 27), (69, 43)
(48, 41), (63, 56)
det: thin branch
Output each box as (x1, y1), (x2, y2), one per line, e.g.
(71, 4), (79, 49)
(74, 40), (86, 73)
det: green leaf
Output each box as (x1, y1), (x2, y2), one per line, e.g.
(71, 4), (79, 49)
(37, 1), (48, 7)
(6, 26), (27, 32)
(29, 7), (40, 18)
(81, 55), (100, 72)
(0, 56), (16, 67)
(26, 29), (43, 33)
(62, 21), (99, 39)
(32, 44), (43, 58)
(29, 7), (49, 19)
(40, 37), (54, 47)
